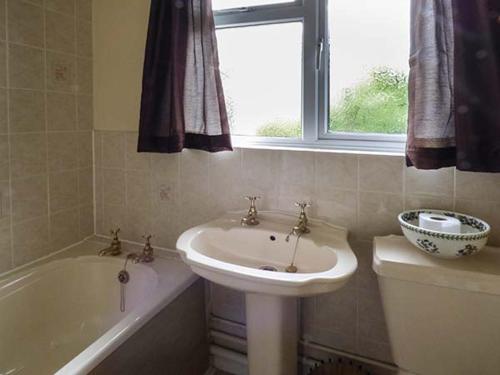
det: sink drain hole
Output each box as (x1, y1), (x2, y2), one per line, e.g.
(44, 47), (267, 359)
(259, 265), (278, 272)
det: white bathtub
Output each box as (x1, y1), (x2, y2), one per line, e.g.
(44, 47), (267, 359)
(0, 240), (197, 375)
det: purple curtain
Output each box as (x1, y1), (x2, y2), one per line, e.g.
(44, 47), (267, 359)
(406, 0), (500, 171)
(138, 0), (232, 153)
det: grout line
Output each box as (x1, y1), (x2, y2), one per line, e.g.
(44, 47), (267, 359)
(5, 0), (13, 269)
(43, 0), (52, 251)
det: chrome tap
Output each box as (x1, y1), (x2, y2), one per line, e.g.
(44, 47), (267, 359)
(128, 235), (155, 263)
(99, 228), (122, 256)
(241, 196), (260, 226)
(286, 202), (311, 242)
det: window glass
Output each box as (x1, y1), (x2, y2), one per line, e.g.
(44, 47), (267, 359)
(328, 0), (410, 134)
(213, 0), (294, 11)
(217, 22), (303, 137)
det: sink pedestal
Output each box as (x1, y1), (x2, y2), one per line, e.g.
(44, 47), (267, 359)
(246, 293), (298, 375)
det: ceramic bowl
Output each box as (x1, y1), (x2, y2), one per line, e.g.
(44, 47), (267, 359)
(398, 209), (490, 259)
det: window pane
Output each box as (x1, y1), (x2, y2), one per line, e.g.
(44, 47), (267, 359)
(213, 0), (294, 11)
(217, 23), (302, 137)
(328, 0), (410, 134)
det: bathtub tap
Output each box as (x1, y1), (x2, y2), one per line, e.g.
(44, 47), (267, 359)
(127, 235), (155, 263)
(99, 228), (122, 256)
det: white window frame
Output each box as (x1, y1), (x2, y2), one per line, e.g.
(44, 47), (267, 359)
(214, 0), (406, 154)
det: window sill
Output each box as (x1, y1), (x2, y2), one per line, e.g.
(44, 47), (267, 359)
(231, 135), (406, 156)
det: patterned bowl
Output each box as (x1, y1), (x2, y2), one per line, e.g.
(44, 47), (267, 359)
(398, 209), (490, 259)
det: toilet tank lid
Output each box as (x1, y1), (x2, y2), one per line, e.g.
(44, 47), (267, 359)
(373, 235), (500, 296)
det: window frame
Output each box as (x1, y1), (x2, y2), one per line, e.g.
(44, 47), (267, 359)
(214, 0), (407, 154)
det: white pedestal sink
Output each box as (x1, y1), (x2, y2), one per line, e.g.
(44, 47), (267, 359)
(177, 211), (357, 375)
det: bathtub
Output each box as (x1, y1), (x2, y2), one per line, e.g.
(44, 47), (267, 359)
(0, 240), (199, 375)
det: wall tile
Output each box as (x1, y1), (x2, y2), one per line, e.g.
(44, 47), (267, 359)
(76, 18), (91, 57)
(456, 171), (500, 202)
(0, 179), (10, 228)
(405, 194), (454, 211)
(9, 44), (44, 89)
(0, 135), (8, 180)
(76, 0), (91, 21)
(7, 0), (43, 47)
(101, 204), (126, 235)
(77, 130), (92, 168)
(78, 167), (92, 205)
(125, 132), (149, 170)
(102, 168), (125, 206)
(126, 169), (150, 209)
(359, 155), (403, 194)
(0, 0), (6, 42)
(0, 225), (12, 273)
(46, 51), (75, 92)
(12, 216), (50, 266)
(209, 150), (245, 213)
(279, 151), (315, 203)
(455, 199), (500, 246)
(357, 192), (403, 240)
(0, 88), (6, 133)
(79, 204), (93, 237)
(45, 10), (75, 54)
(315, 190), (357, 229)
(405, 167), (454, 196)
(47, 131), (78, 172)
(77, 94), (92, 129)
(76, 57), (92, 94)
(47, 92), (76, 130)
(315, 153), (358, 194)
(125, 205), (152, 243)
(49, 170), (78, 212)
(10, 132), (47, 178)
(9, 89), (45, 132)
(45, 0), (75, 15)
(50, 207), (79, 250)
(101, 131), (125, 169)
(11, 174), (48, 223)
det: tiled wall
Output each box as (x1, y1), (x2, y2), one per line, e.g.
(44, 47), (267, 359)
(95, 130), (500, 364)
(0, 0), (93, 273)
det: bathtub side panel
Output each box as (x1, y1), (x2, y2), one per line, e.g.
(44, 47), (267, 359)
(89, 278), (209, 375)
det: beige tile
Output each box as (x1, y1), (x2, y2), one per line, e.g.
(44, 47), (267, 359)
(8, 0), (43, 47)
(100, 204), (126, 236)
(126, 169), (150, 209)
(180, 149), (209, 195)
(0, 225), (12, 273)
(315, 190), (357, 229)
(315, 288), (357, 336)
(49, 170), (78, 212)
(456, 171), (500, 202)
(12, 216), (50, 266)
(151, 203), (180, 249)
(357, 192), (403, 239)
(78, 167), (92, 205)
(405, 166), (454, 196)
(0, 42), (5, 87)
(77, 130), (92, 168)
(279, 151), (315, 208)
(76, 18), (91, 57)
(405, 194), (454, 211)
(241, 149), (281, 210)
(151, 153), (179, 206)
(45, 0), (75, 15)
(0, 135), (8, 180)
(359, 155), (403, 193)
(0, 0), (5, 42)
(46, 51), (75, 92)
(357, 339), (393, 363)
(125, 132), (149, 170)
(79, 204), (93, 237)
(10, 132), (47, 178)
(77, 94), (92, 129)
(76, 57), (92, 94)
(209, 150), (245, 213)
(304, 326), (357, 354)
(101, 131), (125, 168)
(48, 131), (78, 172)
(455, 199), (500, 246)
(9, 44), (44, 89)
(350, 240), (377, 290)
(76, 0), (91, 20)
(315, 153), (358, 194)
(94, 131), (102, 166)
(0, 179), (10, 228)
(47, 92), (76, 130)
(102, 168), (125, 206)
(0, 88), (6, 132)
(125, 206), (152, 243)
(11, 175), (47, 223)
(9, 89), (45, 132)
(45, 10), (75, 54)
(50, 207), (80, 251)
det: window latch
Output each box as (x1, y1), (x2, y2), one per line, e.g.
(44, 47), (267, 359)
(316, 37), (324, 70)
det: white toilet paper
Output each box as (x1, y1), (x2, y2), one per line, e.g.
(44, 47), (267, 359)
(418, 213), (461, 233)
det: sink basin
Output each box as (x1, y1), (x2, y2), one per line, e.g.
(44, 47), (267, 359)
(176, 210), (357, 375)
(177, 211), (357, 296)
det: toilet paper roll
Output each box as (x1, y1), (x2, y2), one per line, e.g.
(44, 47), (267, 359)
(418, 213), (461, 233)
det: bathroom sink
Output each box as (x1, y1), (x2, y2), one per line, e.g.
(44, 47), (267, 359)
(177, 210), (357, 375)
(176, 210), (357, 296)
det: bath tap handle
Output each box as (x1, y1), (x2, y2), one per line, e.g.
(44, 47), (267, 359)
(110, 228), (121, 239)
(244, 196), (261, 203)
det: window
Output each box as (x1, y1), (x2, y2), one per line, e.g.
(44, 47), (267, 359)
(214, 0), (410, 152)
